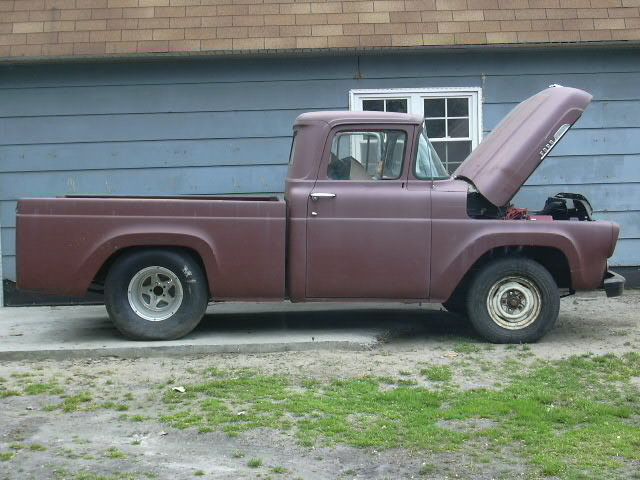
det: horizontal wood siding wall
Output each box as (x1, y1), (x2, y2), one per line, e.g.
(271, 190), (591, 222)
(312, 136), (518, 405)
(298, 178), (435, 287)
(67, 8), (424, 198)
(1, 47), (638, 285)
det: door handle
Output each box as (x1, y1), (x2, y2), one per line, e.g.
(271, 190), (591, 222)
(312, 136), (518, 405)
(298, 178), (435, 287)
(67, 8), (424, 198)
(310, 192), (336, 201)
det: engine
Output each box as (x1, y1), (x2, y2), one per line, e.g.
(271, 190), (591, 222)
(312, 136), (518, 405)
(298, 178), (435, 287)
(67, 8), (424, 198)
(467, 192), (594, 221)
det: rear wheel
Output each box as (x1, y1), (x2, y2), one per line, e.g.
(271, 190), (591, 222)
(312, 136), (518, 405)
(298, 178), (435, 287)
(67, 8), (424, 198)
(466, 257), (559, 343)
(104, 249), (208, 340)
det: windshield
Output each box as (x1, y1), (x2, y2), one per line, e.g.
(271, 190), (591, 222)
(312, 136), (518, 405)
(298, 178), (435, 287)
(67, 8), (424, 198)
(415, 129), (449, 180)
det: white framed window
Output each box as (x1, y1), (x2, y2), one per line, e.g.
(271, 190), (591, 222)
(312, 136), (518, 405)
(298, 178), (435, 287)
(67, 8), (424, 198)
(349, 88), (482, 173)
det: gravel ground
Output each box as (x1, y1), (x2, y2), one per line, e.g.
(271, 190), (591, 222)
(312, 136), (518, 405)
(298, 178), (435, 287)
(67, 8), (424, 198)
(0, 291), (638, 480)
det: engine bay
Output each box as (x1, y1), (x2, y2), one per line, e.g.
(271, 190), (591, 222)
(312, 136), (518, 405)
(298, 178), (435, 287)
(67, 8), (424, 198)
(468, 192), (594, 221)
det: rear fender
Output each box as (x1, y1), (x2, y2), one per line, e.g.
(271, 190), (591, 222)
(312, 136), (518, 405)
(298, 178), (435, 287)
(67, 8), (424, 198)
(78, 230), (218, 297)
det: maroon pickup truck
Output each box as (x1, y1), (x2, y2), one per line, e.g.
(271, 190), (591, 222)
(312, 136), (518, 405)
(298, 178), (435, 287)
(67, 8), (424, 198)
(16, 86), (624, 343)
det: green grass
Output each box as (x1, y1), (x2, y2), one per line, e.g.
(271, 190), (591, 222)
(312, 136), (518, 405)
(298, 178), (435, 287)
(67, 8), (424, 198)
(0, 389), (22, 398)
(45, 392), (93, 412)
(24, 382), (65, 395)
(100, 402), (129, 411)
(420, 366), (453, 381)
(247, 458), (263, 468)
(0, 452), (15, 461)
(452, 342), (482, 354)
(104, 447), (125, 459)
(153, 354), (640, 480)
(52, 470), (142, 480)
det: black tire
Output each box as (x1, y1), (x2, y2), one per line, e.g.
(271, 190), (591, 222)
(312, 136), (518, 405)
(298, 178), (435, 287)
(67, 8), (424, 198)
(466, 257), (559, 343)
(104, 249), (209, 341)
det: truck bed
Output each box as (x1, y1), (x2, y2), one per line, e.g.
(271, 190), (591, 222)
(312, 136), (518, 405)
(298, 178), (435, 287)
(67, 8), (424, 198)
(16, 196), (286, 299)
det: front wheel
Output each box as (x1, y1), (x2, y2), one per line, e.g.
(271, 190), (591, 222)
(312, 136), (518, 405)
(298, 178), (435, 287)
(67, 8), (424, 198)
(104, 249), (209, 340)
(466, 257), (560, 343)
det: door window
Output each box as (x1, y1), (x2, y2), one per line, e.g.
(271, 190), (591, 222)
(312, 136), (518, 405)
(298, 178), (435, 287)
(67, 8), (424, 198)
(326, 130), (407, 181)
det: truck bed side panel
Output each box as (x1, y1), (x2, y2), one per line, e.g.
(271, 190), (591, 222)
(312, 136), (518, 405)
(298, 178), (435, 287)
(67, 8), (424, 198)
(16, 197), (286, 299)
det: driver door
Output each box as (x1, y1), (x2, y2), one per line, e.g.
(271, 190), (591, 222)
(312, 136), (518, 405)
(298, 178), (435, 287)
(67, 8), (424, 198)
(305, 126), (431, 299)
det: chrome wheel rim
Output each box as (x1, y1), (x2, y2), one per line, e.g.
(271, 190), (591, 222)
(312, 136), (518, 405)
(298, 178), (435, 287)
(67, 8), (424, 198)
(127, 266), (183, 321)
(486, 276), (541, 330)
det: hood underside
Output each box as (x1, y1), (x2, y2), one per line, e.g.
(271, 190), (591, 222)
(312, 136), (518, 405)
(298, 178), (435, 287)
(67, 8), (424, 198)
(454, 86), (593, 207)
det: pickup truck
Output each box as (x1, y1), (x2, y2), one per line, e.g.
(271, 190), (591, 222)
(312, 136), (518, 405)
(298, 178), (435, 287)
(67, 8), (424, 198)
(16, 86), (624, 343)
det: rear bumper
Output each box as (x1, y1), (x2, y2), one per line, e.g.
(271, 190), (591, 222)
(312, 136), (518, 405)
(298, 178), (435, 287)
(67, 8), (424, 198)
(603, 270), (625, 298)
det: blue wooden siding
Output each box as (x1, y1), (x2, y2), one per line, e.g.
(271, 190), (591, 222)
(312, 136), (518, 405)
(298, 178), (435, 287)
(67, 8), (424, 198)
(1, 47), (639, 283)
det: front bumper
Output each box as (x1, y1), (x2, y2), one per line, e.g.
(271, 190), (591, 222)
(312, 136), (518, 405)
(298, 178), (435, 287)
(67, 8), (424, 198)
(603, 270), (625, 298)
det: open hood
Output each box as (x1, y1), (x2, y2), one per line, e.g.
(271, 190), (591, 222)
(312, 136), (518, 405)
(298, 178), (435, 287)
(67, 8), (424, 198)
(454, 86), (592, 207)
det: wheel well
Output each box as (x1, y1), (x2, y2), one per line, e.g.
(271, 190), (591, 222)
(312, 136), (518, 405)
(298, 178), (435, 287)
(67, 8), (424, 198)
(91, 246), (209, 294)
(448, 246), (571, 301)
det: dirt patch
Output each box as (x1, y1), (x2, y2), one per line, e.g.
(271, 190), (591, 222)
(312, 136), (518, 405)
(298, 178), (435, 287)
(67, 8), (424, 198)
(0, 291), (638, 480)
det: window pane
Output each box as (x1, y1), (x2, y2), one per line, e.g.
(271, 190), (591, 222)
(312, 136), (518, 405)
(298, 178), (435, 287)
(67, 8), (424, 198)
(447, 118), (469, 138)
(362, 100), (384, 111)
(447, 98), (469, 117)
(386, 99), (407, 113)
(433, 142), (446, 162)
(425, 119), (446, 138)
(433, 141), (472, 174)
(424, 98), (445, 117)
(415, 131), (449, 180)
(447, 141), (472, 164)
(327, 130), (406, 181)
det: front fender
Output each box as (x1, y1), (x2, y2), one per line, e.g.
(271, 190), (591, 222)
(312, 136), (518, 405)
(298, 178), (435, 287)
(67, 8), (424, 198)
(429, 219), (612, 301)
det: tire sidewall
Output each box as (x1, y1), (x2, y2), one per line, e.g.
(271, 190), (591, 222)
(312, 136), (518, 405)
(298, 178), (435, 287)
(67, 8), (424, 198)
(105, 249), (208, 340)
(466, 257), (560, 343)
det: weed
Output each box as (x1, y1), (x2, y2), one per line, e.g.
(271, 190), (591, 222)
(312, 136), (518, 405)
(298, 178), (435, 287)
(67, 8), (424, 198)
(397, 379), (418, 386)
(205, 367), (226, 377)
(420, 366), (453, 381)
(52, 469), (141, 480)
(104, 447), (125, 459)
(418, 463), (436, 475)
(0, 452), (15, 461)
(9, 443), (24, 450)
(29, 444), (46, 451)
(247, 458), (262, 468)
(100, 402), (129, 411)
(453, 342), (482, 354)
(271, 466), (287, 473)
(0, 390), (21, 398)
(47, 392), (92, 412)
(194, 471), (205, 476)
(24, 382), (64, 395)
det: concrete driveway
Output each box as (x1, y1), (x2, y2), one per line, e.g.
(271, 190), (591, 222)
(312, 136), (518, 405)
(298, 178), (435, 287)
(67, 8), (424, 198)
(1, 291), (637, 361)
(0, 302), (443, 360)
